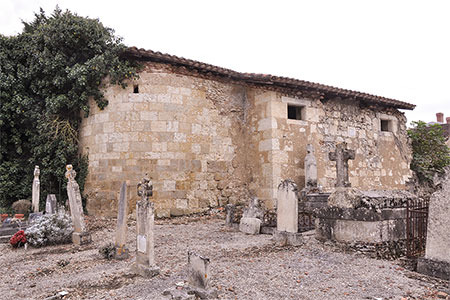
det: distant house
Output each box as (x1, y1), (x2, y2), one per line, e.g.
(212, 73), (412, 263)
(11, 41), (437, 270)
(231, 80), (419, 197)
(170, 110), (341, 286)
(429, 113), (450, 147)
(78, 48), (415, 216)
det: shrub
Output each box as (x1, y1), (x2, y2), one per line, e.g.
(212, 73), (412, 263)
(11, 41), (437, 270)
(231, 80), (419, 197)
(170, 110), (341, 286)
(99, 243), (115, 260)
(408, 121), (450, 182)
(11, 199), (32, 214)
(25, 212), (73, 247)
(10, 230), (27, 248)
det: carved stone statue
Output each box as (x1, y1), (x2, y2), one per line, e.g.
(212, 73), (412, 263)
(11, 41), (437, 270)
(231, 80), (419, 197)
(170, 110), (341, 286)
(137, 174), (153, 201)
(65, 164), (77, 182)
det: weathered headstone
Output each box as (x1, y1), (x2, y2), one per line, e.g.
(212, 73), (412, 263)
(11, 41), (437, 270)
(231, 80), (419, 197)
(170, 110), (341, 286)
(329, 142), (355, 187)
(32, 166), (40, 213)
(239, 197), (264, 235)
(66, 165), (91, 245)
(45, 194), (57, 214)
(277, 180), (298, 233)
(188, 251), (210, 289)
(134, 175), (159, 277)
(417, 167), (450, 280)
(274, 179), (302, 246)
(225, 204), (235, 227)
(304, 144), (318, 189)
(114, 182), (129, 260)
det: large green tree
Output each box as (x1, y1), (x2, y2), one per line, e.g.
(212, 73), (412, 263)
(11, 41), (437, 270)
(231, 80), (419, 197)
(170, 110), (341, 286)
(408, 121), (450, 182)
(0, 8), (138, 209)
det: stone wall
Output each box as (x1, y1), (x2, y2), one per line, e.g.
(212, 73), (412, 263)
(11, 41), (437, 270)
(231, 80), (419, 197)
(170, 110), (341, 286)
(79, 63), (250, 216)
(79, 62), (412, 216)
(270, 96), (411, 196)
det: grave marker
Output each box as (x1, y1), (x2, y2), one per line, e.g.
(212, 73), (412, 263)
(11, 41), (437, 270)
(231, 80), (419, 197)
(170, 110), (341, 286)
(45, 194), (57, 214)
(329, 142), (355, 187)
(32, 166), (40, 213)
(66, 165), (91, 245)
(114, 182), (129, 259)
(134, 175), (159, 277)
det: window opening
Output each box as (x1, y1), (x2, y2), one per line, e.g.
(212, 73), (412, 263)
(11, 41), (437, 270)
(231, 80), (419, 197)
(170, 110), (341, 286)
(287, 105), (304, 120)
(133, 85), (139, 94)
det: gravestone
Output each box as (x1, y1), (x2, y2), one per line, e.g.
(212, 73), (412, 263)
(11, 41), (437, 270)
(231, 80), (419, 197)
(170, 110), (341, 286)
(188, 251), (210, 289)
(304, 144), (318, 189)
(274, 179), (302, 246)
(114, 182), (129, 259)
(134, 175), (159, 277)
(32, 166), (40, 213)
(225, 204), (235, 227)
(417, 167), (450, 280)
(239, 197), (264, 235)
(329, 142), (355, 187)
(45, 194), (57, 214)
(66, 165), (91, 245)
(277, 180), (298, 233)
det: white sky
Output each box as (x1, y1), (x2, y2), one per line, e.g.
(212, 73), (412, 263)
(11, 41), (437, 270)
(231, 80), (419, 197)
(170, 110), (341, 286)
(1, 0), (449, 125)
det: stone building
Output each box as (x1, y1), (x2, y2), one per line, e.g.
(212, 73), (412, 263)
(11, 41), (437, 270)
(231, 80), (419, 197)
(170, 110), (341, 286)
(431, 112), (450, 147)
(79, 48), (415, 217)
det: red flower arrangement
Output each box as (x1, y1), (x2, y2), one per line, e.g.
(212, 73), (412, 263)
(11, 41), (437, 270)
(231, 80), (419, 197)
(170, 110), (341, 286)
(10, 230), (27, 248)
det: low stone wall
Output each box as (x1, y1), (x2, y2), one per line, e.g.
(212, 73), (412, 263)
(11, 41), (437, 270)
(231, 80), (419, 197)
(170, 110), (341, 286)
(315, 207), (406, 243)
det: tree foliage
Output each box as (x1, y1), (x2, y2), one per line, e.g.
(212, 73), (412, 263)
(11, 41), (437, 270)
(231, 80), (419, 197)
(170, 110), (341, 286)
(0, 8), (139, 208)
(408, 121), (450, 182)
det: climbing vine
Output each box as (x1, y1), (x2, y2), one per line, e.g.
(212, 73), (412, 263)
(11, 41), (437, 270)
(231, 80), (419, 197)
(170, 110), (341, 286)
(0, 7), (139, 208)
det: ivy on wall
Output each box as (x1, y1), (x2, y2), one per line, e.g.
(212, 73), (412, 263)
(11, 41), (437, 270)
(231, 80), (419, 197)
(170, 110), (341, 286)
(0, 7), (139, 209)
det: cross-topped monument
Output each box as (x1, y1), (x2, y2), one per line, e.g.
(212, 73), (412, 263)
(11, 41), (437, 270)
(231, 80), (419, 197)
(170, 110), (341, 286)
(329, 142), (355, 187)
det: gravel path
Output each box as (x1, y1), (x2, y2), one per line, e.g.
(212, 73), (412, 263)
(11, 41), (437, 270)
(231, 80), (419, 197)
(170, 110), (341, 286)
(0, 214), (448, 300)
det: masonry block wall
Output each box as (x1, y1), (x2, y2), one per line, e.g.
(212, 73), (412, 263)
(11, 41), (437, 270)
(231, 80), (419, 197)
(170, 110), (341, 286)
(79, 62), (412, 216)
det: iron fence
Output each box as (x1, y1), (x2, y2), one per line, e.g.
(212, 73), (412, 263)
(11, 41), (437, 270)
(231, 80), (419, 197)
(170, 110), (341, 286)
(406, 198), (429, 258)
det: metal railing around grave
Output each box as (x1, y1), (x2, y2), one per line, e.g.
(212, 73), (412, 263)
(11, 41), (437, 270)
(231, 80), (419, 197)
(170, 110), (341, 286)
(298, 212), (315, 232)
(406, 198), (429, 258)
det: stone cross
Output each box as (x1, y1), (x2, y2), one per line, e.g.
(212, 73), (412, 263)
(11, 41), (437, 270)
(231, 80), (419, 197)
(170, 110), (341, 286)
(277, 179), (298, 233)
(135, 176), (159, 277)
(32, 166), (40, 213)
(187, 251), (210, 289)
(114, 182), (129, 259)
(329, 142), (355, 187)
(45, 194), (57, 214)
(65, 165), (91, 245)
(304, 144), (318, 189)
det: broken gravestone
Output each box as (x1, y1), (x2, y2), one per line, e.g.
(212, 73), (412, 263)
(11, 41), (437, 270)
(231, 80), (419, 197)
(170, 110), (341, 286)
(162, 252), (217, 299)
(187, 251), (217, 298)
(114, 182), (129, 260)
(66, 165), (91, 245)
(239, 197), (264, 235)
(32, 166), (40, 213)
(134, 175), (159, 277)
(274, 179), (302, 246)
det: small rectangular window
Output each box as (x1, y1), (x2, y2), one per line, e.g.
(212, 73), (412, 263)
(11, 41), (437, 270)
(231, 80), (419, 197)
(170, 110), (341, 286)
(287, 105), (304, 120)
(133, 85), (139, 93)
(380, 119), (390, 132)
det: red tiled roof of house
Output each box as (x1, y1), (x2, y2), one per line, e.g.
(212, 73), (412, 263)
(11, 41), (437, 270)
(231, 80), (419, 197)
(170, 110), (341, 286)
(123, 47), (416, 110)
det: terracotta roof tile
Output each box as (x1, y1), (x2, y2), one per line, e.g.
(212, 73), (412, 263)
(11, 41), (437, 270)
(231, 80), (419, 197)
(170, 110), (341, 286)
(123, 47), (415, 110)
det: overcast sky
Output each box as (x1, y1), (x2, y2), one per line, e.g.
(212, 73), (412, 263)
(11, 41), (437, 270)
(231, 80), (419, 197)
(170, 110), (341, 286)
(2, 0), (449, 125)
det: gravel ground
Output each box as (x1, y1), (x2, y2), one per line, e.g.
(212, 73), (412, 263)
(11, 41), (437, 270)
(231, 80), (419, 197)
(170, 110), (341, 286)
(0, 213), (448, 300)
